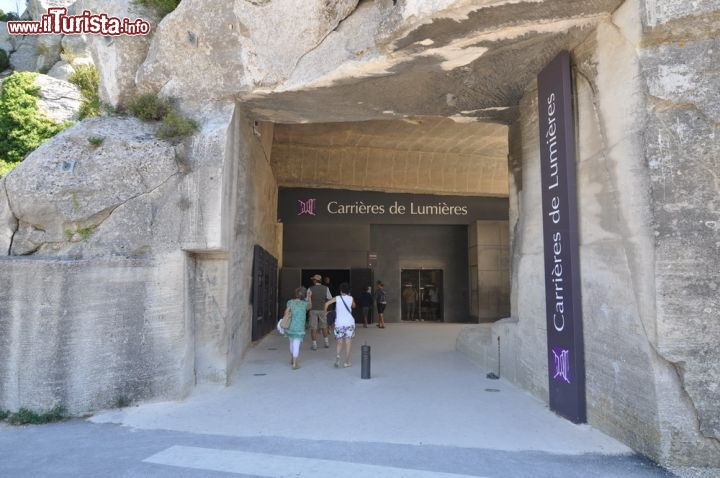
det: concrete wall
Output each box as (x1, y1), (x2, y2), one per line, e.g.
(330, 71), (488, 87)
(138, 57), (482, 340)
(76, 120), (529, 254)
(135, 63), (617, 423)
(0, 255), (192, 415)
(226, 113), (280, 378)
(282, 223), (371, 270)
(0, 101), (277, 411)
(641, 0), (720, 460)
(468, 220), (510, 322)
(187, 252), (229, 384)
(371, 225), (469, 323)
(460, 0), (720, 468)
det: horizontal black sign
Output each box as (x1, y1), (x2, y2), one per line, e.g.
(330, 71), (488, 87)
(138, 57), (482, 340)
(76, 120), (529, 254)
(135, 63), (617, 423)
(278, 188), (508, 225)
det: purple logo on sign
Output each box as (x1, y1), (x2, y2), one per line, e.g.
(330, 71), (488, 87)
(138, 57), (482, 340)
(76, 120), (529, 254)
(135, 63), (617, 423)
(297, 198), (317, 216)
(552, 348), (571, 383)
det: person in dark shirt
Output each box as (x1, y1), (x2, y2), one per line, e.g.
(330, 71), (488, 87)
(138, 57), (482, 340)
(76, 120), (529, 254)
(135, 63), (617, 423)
(358, 285), (373, 328)
(373, 280), (387, 328)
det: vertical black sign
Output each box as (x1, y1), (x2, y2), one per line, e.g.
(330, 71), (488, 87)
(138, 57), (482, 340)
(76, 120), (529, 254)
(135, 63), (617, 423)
(537, 51), (586, 423)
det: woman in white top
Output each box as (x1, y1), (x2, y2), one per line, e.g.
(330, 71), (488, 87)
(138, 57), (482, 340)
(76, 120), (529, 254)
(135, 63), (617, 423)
(324, 282), (356, 368)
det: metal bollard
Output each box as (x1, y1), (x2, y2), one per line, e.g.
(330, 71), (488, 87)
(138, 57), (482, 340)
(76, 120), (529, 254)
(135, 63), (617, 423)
(361, 343), (371, 379)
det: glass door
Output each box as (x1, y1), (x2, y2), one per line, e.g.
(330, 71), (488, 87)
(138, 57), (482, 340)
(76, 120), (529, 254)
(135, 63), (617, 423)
(401, 269), (443, 322)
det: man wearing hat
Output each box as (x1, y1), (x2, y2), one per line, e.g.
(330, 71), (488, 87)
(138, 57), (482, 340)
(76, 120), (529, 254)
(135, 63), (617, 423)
(308, 274), (332, 350)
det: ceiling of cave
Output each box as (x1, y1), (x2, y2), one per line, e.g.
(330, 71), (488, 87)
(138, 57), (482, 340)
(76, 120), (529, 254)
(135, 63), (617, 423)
(257, 0), (624, 196)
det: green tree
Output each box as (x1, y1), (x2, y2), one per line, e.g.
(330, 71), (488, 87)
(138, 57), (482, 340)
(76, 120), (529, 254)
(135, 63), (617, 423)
(0, 10), (21, 21)
(0, 72), (70, 166)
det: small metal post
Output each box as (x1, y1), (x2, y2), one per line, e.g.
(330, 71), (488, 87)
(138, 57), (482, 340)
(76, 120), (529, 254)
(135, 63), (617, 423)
(361, 343), (371, 379)
(487, 336), (501, 380)
(497, 335), (501, 378)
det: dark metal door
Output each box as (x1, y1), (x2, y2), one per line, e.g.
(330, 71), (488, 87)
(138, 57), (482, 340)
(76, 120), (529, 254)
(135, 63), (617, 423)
(251, 245), (278, 341)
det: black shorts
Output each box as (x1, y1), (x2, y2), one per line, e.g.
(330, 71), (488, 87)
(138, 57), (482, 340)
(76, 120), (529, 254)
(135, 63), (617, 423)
(377, 303), (386, 313)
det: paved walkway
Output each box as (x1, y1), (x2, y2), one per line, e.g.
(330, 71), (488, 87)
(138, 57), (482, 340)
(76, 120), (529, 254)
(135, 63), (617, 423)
(1, 323), (675, 477)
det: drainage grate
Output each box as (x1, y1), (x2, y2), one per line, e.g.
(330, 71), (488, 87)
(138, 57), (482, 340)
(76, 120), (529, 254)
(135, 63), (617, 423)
(253, 373), (267, 376)
(484, 388), (501, 392)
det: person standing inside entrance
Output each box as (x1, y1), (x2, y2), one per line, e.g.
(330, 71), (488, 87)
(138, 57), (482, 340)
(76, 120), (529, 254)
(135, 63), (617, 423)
(284, 286), (312, 370)
(323, 276), (334, 296)
(429, 286), (440, 321)
(374, 280), (387, 328)
(309, 274), (332, 350)
(358, 285), (373, 328)
(325, 282), (356, 368)
(402, 283), (417, 321)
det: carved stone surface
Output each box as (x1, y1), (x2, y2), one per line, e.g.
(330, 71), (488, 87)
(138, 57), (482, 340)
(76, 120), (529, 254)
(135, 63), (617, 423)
(641, 10), (720, 466)
(1, 1), (718, 473)
(4, 116), (178, 257)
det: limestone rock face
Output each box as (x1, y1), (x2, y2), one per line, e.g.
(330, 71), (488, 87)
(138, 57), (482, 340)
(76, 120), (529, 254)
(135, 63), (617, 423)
(640, 1), (720, 456)
(27, 0), (77, 21)
(76, 0), (157, 107)
(4, 116), (180, 257)
(34, 74), (82, 122)
(0, 22), (15, 55)
(60, 34), (92, 64)
(137, 0), (359, 98)
(9, 36), (39, 71)
(0, 177), (17, 255)
(35, 33), (63, 72)
(46, 60), (75, 81)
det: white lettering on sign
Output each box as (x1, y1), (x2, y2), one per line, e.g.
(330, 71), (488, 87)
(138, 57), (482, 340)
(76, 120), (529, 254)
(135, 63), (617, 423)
(327, 201), (385, 215)
(325, 200), (469, 216)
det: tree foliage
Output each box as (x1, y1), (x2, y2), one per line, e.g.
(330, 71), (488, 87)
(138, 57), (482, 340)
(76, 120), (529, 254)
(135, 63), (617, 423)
(0, 10), (20, 21)
(0, 72), (69, 164)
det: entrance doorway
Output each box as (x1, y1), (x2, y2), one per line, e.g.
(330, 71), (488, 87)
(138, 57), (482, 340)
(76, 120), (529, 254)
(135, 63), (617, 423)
(400, 269), (443, 322)
(279, 267), (373, 324)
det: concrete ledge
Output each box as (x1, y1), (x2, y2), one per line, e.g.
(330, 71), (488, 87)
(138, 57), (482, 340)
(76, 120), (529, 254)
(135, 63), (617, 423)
(455, 324), (494, 372)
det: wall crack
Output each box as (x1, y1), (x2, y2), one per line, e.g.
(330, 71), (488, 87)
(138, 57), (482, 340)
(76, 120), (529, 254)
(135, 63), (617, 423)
(2, 181), (20, 256)
(289, 1), (361, 79)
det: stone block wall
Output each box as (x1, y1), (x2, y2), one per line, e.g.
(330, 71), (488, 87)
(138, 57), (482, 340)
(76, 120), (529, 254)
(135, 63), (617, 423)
(0, 255), (192, 415)
(640, 0), (720, 463)
(0, 102), (263, 412)
(226, 113), (280, 376)
(494, 0), (720, 468)
(468, 220), (510, 321)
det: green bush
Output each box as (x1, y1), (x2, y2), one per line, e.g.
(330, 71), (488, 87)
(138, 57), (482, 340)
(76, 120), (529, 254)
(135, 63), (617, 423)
(68, 65), (100, 119)
(5, 405), (67, 425)
(127, 93), (171, 121)
(158, 109), (199, 139)
(126, 92), (198, 140)
(0, 48), (9, 72)
(133, 0), (180, 18)
(87, 136), (104, 147)
(0, 159), (17, 177)
(0, 72), (70, 164)
(0, 409), (9, 421)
